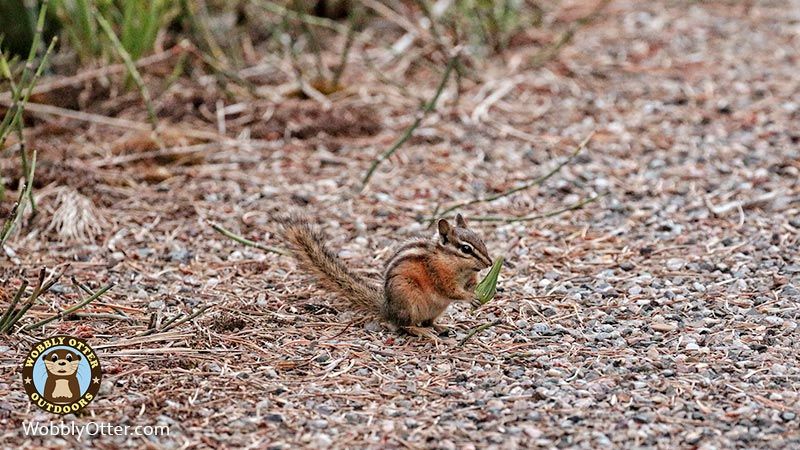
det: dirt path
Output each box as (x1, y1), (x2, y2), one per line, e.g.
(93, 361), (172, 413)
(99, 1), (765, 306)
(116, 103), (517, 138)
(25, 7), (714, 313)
(1, 1), (799, 448)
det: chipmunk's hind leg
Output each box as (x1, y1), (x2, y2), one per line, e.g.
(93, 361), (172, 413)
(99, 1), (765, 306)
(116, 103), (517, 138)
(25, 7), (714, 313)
(402, 325), (439, 340)
(421, 319), (452, 336)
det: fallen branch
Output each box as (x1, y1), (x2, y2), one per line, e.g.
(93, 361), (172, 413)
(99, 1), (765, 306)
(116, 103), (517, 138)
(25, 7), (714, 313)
(209, 220), (289, 256)
(360, 54), (458, 191)
(427, 131), (595, 223)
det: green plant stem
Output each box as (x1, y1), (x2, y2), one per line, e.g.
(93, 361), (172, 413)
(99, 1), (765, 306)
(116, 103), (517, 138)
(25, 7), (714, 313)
(73, 276), (128, 317)
(18, 0), (50, 88)
(361, 54), (458, 190)
(0, 2), (57, 150)
(466, 194), (605, 223)
(257, 1), (348, 33)
(22, 283), (114, 332)
(95, 11), (158, 130)
(1, 268), (46, 333)
(16, 116), (36, 217)
(428, 131), (594, 223)
(0, 280), (28, 331)
(161, 305), (212, 332)
(209, 221), (289, 256)
(331, 6), (361, 87)
(458, 320), (502, 347)
(1, 150), (36, 247)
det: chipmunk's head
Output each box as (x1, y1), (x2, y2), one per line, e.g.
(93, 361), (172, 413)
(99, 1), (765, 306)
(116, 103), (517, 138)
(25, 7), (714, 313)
(437, 214), (492, 271)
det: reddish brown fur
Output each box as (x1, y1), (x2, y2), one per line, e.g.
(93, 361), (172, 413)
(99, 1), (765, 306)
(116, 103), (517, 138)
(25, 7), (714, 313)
(281, 214), (491, 334)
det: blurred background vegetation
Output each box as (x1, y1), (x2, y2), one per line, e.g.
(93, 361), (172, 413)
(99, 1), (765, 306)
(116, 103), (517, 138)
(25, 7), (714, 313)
(1, 0), (603, 240)
(1, 0), (553, 70)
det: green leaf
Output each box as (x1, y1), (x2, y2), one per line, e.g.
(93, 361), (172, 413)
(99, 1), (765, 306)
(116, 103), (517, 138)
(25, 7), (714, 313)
(474, 256), (504, 304)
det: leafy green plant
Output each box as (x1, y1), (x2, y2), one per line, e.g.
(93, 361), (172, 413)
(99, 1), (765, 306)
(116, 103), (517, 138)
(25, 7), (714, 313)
(53, 0), (177, 63)
(452, 0), (541, 52)
(475, 257), (504, 305)
(0, 0), (35, 57)
(1, 1), (56, 245)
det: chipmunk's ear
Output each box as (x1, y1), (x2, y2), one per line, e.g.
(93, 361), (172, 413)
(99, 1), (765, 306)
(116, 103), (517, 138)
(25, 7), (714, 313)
(437, 219), (451, 244)
(456, 213), (468, 228)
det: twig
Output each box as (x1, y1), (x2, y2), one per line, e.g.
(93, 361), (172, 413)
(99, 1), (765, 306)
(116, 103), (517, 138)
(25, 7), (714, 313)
(71, 312), (133, 322)
(704, 190), (782, 216)
(22, 283), (114, 332)
(280, 18), (332, 109)
(0, 100), (224, 142)
(428, 130), (594, 223)
(256, 1), (348, 33)
(458, 320), (502, 347)
(73, 276), (128, 318)
(208, 220), (289, 256)
(0, 41), (190, 103)
(331, 6), (362, 88)
(466, 194), (605, 223)
(161, 305), (212, 332)
(360, 54), (458, 190)
(158, 312), (184, 331)
(362, 50), (421, 104)
(291, 0), (326, 81)
(136, 312), (183, 337)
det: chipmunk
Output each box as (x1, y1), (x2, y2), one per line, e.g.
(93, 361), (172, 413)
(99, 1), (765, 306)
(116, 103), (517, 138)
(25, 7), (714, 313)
(280, 214), (492, 337)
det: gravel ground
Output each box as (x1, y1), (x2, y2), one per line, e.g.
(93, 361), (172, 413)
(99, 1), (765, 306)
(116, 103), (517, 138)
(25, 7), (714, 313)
(1, 1), (799, 448)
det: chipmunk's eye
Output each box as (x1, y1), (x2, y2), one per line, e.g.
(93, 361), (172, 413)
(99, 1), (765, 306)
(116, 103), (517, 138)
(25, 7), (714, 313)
(460, 244), (473, 255)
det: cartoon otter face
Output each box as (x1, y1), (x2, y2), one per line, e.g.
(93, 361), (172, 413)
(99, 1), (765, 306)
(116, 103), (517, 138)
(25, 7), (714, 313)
(44, 349), (81, 376)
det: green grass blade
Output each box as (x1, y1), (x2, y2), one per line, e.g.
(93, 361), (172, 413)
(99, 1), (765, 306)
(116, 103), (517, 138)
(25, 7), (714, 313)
(475, 257), (504, 304)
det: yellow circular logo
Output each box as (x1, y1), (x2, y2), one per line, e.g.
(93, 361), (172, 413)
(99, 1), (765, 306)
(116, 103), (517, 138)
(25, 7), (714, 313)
(21, 335), (103, 415)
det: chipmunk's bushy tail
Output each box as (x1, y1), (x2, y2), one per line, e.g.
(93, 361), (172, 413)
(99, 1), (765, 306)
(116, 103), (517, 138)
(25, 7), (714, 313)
(280, 217), (383, 314)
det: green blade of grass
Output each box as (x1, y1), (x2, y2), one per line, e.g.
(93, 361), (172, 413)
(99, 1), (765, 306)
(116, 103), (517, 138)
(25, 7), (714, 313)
(474, 256), (504, 304)
(95, 9), (159, 130)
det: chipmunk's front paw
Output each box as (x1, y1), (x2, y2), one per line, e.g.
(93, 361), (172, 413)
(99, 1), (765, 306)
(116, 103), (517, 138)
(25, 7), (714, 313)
(470, 297), (483, 309)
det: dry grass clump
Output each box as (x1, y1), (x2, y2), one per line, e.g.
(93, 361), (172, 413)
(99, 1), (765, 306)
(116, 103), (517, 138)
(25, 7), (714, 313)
(42, 187), (108, 242)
